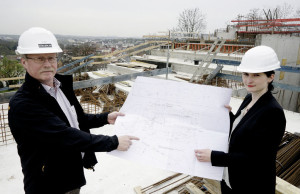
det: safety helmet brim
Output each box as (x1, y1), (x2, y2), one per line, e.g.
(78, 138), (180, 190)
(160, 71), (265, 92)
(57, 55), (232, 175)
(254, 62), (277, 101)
(237, 61), (280, 73)
(15, 47), (62, 55)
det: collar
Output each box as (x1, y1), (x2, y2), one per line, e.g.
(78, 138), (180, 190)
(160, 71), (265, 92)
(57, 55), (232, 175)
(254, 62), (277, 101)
(41, 77), (61, 91)
(24, 72), (73, 92)
(237, 91), (273, 116)
(41, 78), (61, 98)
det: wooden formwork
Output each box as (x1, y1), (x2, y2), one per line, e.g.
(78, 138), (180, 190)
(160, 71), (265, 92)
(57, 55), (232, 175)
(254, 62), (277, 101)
(134, 173), (300, 194)
(134, 173), (220, 194)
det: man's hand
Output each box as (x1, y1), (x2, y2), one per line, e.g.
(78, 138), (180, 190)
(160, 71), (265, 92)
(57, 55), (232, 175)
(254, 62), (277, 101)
(107, 111), (125, 124)
(194, 149), (212, 162)
(117, 135), (140, 151)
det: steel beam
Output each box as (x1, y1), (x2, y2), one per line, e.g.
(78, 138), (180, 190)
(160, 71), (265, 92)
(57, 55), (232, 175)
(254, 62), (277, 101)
(212, 59), (241, 66)
(73, 68), (170, 90)
(63, 60), (94, 75)
(57, 54), (94, 72)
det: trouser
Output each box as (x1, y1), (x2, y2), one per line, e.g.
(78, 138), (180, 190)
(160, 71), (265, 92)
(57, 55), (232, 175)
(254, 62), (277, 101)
(65, 188), (80, 194)
(221, 180), (233, 194)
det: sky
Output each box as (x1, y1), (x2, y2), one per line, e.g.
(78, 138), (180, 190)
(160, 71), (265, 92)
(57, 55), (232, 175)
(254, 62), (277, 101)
(0, 0), (299, 38)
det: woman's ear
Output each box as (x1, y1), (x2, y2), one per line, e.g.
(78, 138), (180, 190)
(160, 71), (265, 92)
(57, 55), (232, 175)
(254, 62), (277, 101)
(268, 74), (275, 83)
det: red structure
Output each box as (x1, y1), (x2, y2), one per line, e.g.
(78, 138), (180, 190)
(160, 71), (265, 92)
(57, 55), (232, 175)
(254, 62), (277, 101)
(232, 18), (300, 35)
(173, 43), (253, 54)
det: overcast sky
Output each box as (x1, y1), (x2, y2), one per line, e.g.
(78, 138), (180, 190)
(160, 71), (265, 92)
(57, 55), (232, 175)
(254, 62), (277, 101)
(0, 0), (299, 37)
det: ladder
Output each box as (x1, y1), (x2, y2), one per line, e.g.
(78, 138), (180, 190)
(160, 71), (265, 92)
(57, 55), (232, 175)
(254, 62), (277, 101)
(189, 39), (226, 83)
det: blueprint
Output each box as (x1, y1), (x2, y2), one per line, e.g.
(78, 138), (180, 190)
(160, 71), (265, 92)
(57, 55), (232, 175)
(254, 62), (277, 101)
(109, 76), (232, 180)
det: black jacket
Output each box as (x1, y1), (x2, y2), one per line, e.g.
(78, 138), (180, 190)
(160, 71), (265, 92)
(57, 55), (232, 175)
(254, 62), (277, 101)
(211, 92), (286, 194)
(8, 73), (119, 194)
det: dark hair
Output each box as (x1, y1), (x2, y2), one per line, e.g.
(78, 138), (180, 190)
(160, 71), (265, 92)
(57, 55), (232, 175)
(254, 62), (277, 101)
(264, 70), (275, 92)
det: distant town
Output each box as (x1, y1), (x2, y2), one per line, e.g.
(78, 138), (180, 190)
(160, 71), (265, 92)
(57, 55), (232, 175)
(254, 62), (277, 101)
(0, 34), (147, 62)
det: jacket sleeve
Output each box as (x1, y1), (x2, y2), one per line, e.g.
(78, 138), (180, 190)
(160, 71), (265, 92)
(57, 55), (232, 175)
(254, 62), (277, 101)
(9, 98), (119, 152)
(211, 107), (285, 167)
(80, 112), (110, 130)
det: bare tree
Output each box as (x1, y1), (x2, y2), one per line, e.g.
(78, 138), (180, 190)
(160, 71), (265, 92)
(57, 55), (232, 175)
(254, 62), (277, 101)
(263, 8), (279, 20)
(276, 2), (294, 19)
(294, 8), (300, 18)
(263, 3), (294, 20)
(247, 8), (262, 20)
(177, 8), (206, 35)
(236, 3), (296, 21)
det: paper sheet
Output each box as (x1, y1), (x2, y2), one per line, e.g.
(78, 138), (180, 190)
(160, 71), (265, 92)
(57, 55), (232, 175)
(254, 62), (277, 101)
(109, 76), (232, 180)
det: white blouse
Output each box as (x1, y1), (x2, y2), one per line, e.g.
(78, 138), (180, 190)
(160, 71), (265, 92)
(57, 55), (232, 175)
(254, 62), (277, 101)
(223, 107), (248, 188)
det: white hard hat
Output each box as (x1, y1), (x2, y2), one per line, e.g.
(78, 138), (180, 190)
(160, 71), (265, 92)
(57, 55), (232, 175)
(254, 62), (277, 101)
(16, 27), (62, 55)
(237, 45), (280, 73)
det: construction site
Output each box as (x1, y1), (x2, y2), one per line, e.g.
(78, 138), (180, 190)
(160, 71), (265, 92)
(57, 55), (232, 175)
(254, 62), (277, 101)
(1, 17), (300, 194)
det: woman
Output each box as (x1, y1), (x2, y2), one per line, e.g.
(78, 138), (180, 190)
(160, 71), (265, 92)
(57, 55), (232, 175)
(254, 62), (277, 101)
(195, 46), (286, 194)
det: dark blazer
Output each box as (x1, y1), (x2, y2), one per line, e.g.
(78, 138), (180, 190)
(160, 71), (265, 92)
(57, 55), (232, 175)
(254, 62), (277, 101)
(211, 92), (286, 194)
(8, 73), (119, 194)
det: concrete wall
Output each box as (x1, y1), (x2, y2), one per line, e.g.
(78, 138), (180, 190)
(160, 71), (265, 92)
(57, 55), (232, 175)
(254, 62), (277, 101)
(256, 34), (300, 112)
(216, 27), (236, 40)
(107, 64), (141, 75)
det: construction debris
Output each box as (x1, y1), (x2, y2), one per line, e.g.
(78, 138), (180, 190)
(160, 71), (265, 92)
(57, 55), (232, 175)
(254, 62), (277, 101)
(134, 172), (300, 194)
(276, 132), (300, 187)
(134, 173), (220, 194)
(72, 73), (128, 113)
(73, 72), (90, 81)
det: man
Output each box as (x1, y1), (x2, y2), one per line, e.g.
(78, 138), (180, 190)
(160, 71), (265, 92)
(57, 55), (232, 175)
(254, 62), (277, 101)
(8, 27), (139, 194)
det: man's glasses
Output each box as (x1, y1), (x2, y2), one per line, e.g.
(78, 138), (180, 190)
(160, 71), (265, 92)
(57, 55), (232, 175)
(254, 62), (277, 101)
(26, 56), (57, 64)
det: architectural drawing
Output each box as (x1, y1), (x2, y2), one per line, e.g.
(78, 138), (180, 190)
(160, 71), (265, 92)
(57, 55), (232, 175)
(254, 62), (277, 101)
(110, 76), (232, 180)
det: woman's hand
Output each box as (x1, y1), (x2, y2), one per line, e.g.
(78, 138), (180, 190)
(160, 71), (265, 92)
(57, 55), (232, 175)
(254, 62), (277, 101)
(194, 149), (212, 162)
(224, 105), (232, 112)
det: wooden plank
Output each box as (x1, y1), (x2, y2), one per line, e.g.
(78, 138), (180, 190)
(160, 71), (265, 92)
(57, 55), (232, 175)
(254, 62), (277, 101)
(90, 43), (168, 65)
(115, 63), (137, 68)
(130, 62), (157, 69)
(115, 62), (157, 69)
(92, 71), (115, 77)
(0, 76), (24, 81)
(275, 177), (300, 194)
(185, 182), (205, 194)
(279, 59), (287, 80)
(203, 179), (221, 194)
(134, 186), (143, 194)
(72, 41), (168, 60)
(9, 84), (22, 88)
